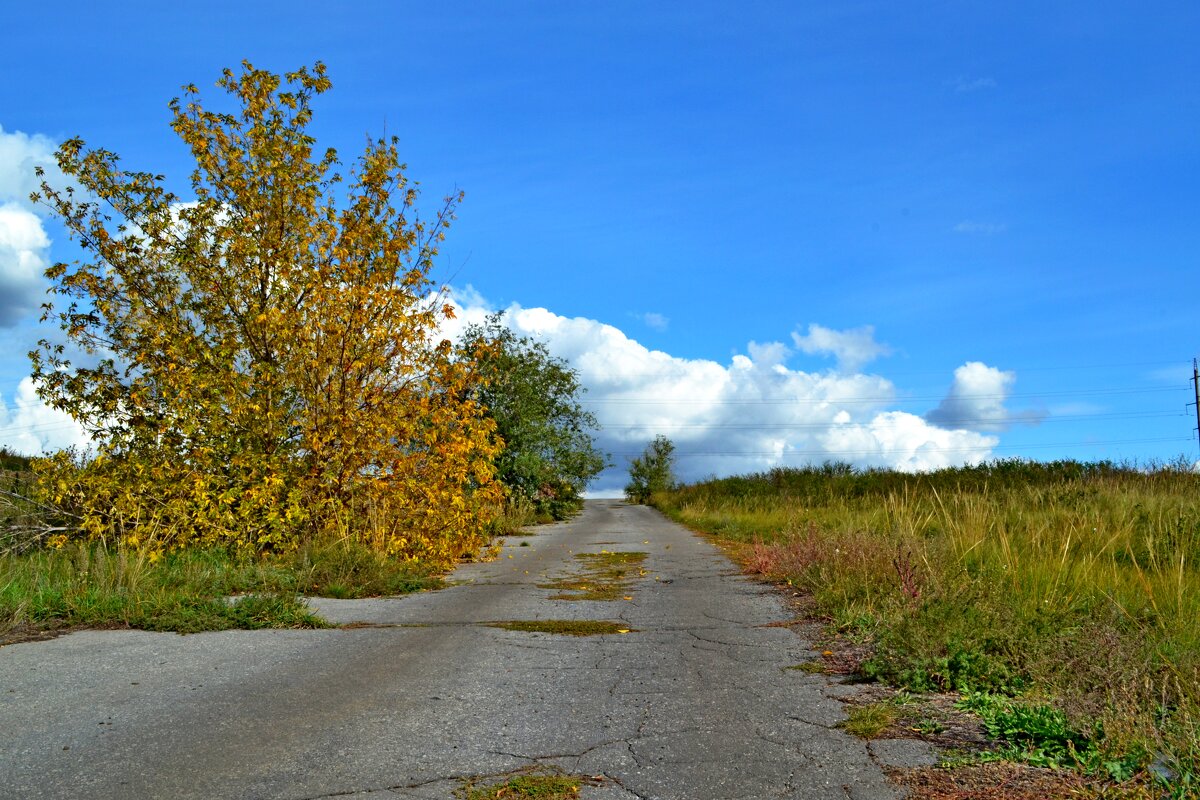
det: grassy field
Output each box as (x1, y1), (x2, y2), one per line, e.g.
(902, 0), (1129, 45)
(656, 460), (1199, 796)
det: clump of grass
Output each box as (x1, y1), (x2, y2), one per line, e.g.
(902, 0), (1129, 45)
(457, 768), (591, 799)
(656, 459), (1200, 790)
(539, 550), (646, 601)
(486, 619), (634, 636)
(841, 701), (900, 738)
(786, 661), (828, 674)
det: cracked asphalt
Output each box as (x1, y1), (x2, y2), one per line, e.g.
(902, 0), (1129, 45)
(0, 501), (901, 799)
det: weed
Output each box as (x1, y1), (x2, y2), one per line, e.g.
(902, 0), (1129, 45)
(457, 768), (594, 799)
(841, 701), (900, 738)
(913, 718), (945, 736)
(956, 691), (1091, 769)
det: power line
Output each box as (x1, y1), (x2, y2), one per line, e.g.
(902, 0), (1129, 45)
(597, 411), (1185, 430)
(581, 385), (1185, 405)
(567, 358), (1189, 381)
(0, 420), (84, 436)
(606, 435), (1194, 459)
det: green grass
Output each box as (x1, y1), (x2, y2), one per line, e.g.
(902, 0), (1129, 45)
(655, 459), (1200, 795)
(1, 537), (443, 639)
(457, 769), (589, 799)
(539, 550), (647, 601)
(840, 701), (900, 738)
(485, 619), (634, 636)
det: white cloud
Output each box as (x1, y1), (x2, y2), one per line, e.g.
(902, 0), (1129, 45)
(953, 220), (1007, 235)
(790, 323), (892, 373)
(925, 361), (1045, 432)
(0, 376), (90, 456)
(640, 312), (669, 331)
(0, 125), (62, 328)
(445, 289), (998, 494)
(0, 124), (60, 208)
(0, 203), (49, 326)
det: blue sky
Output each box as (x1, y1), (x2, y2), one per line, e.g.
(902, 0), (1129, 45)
(1, 2), (1197, 491)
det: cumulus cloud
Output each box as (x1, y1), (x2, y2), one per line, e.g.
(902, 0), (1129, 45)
(0, 125), (61, 328)
(0, 203), (49, 326)
(925, 361), (1045, 432)
(0, 377), (90, 455)
(790, 323), (892, 373)
(445, 289), (997, 494)
(0, 124), (60, 207)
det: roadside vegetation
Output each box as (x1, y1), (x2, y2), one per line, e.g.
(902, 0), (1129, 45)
(1, 63), (602, 640)
(461, 313), (607, 529)
(654, 459), (1199, 797)
(1, 534), (445, 642)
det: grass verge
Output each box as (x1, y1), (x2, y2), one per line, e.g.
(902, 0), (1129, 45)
(1, 538), (443, 641)
(655, 459), (1199, 797)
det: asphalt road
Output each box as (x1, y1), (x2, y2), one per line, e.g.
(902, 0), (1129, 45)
(0, 501), (902, 799)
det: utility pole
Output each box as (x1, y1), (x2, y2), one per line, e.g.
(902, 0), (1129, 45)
(1194, 359), (1200, 451)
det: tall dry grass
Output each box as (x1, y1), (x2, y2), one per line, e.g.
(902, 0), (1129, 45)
(657, 460), (1199, 786)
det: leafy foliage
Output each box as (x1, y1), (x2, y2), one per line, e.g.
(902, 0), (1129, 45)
(460, 313), (605, 520)
(28, 62), (502, 564)
(624, 434), (676, 503)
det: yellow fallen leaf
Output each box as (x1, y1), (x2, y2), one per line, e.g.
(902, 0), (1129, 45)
(616, 629), (630, 634)
(622, 595), (633, 601)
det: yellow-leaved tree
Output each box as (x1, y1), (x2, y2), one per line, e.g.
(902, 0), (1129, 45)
(30, 62), (502, 564)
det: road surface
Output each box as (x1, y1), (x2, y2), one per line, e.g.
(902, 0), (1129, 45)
(0, 501), (902, 799)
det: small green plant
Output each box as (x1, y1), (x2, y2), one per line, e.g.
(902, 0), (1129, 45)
(457, 769), (589, 799)
(956, 692), (1092, 769)
(840, 701), (899, 738)
(913, 718), (945, 736)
